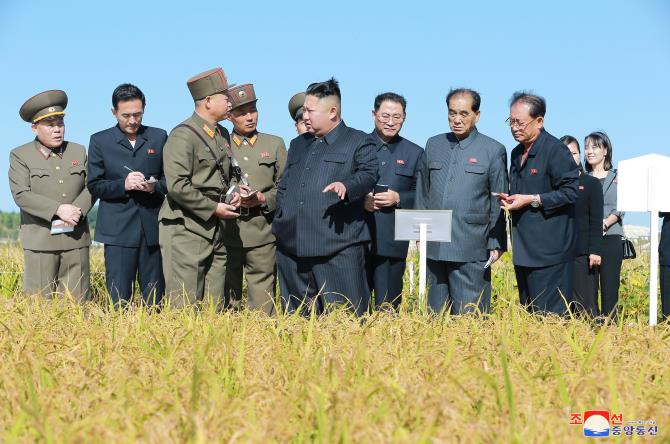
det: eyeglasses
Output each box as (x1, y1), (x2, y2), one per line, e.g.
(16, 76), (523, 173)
(376, 113), (405, 123)
(120, 112), (144, 120)
(505, 117), (535, 129)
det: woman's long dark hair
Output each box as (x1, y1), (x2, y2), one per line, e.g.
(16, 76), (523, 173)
(584, 131), (613, 172)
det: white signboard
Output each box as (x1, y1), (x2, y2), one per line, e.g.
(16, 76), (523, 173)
(617, 153), (670, 326)
(395, 210), (453, 310)
(618, 154), (670, 212)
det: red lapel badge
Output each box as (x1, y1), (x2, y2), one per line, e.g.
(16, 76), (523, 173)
(260, 151), (271, 159)
(579, 185), (585, 190)
(530, 168), (538, 175)
(147, 148), (156, 155)
(71, 160), (79, 167)
(469, 157), (477, 164)
(396, 159), (405, 165)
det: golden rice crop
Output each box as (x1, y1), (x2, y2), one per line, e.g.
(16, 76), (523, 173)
(0, 243), (667, 443)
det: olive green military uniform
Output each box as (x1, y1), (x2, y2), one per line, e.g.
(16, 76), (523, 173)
(159, 67), (236, 308)
(224, 125), (287, 314)
(9, 90), (94, 301)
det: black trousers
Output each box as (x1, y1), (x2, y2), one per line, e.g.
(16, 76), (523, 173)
(367, 255), (406, 310)
(572, 254), (598, 317)
(277, 243), (370, 316)
(596, 235), (623, 317)
(104, 232), (164, 305)
(661, 264), (670, 319)
(514, 261), (573, 315)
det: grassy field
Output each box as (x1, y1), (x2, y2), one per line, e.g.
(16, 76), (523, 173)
(0, 244), (667, 443)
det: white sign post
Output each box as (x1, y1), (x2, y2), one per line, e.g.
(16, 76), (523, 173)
(395, 210), (453, 310)
(617, 154), (670, 326)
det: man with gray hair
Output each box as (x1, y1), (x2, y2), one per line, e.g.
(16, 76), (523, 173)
(415, 88), (508, 314)
(498, 91), (579, 315)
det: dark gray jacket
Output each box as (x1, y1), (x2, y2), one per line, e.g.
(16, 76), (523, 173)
(415, 128), (508, 262)
(589, 169), (625, 237)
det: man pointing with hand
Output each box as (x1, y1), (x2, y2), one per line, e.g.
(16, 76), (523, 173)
(273, 78), (378, 316)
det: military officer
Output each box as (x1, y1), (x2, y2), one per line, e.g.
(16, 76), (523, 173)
(288, 92), (308, 135)
(223, 84), (287, 314)
(158, 67), (241, 308)
(9, 90), (94, 301)
(364, 92), (423, 309)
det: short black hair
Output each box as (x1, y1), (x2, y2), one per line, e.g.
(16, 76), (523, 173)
(509, 91), (546, 118)
(306, 77), (341, 100)
(560, 135), (580, 152)
(446, 88), (481, 112)
(294, 110), (304, 121)
(374, 92), (406, 113)
(112, 83), (146, 110)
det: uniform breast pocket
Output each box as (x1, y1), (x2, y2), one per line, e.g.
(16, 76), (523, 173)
(428, 161), (443, 179)
(323, 153), (347, 177)
(145, 153), (162, 176)
(69, 165), (86, 178)
(29, 168), (51, 190)
(197, 150), (215, 166)
(464, 164), (487, 175)
(464, 164), (488, 184)
(394, 165), (414, 187)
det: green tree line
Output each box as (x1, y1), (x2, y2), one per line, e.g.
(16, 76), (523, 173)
(0, 206), (98, 241)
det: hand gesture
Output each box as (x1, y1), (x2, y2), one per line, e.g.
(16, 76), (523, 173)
(322, 181), (347, 200)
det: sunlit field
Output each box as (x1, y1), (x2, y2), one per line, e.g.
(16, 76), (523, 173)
(0, 244), (667, 443)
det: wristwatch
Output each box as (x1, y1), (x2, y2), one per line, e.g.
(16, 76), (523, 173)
(530, 194), (541, 208)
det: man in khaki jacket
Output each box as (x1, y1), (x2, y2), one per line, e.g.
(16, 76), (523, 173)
(9, 90), (94, 301)
(159, 67), (241, 307)
(223, 84), (287, 314)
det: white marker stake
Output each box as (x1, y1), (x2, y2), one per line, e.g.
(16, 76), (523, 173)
(419, 223), (427, 311)
(408, 248), (414, 295)
(648, 168), (658, 326)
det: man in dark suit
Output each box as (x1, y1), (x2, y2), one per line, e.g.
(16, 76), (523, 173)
(660, 213), (670, 320)
(273, 78), (378, 316)
(364, 92), (423, 309)
(498, 92), (579, 315)
(415, 88), (508, 314)
(88, 84), (167, 305)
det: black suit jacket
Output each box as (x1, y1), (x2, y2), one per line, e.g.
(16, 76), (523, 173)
(575, 173), (604, 256)
(87, 125), (168, 247)
(661, 212), (670, 266)
(509, 129), (579, 267)
(273, 121), (378, 257)
(367, 132), (423, 259)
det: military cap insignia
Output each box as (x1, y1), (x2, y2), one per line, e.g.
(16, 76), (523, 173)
(396, 159), (405, 165)
(260, 151), (271, 158)
(238, 90), (247, 99)
(469, 157), (478, 164)
(48, 107), (56, 112)
(71, 160), (79, 166)
(530, 168), (538, 175)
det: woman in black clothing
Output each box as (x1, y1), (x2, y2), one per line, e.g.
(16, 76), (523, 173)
(561, 135), (603, 317)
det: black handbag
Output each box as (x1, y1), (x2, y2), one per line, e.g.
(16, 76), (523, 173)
(622, 237), (636, 260)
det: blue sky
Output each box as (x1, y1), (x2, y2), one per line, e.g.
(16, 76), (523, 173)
(1, 0), (668, 226)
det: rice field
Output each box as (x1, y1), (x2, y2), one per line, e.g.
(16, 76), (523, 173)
(0, 243), (667, 443)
